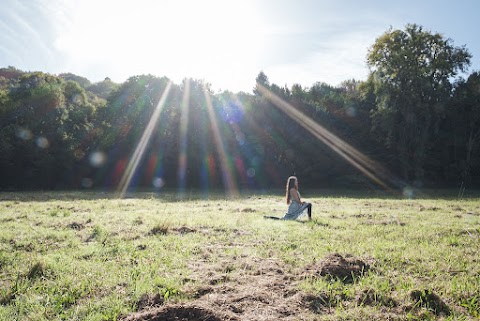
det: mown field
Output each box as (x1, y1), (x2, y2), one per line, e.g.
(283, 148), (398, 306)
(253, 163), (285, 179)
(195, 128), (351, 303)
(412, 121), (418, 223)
(0, 190), (479, 321)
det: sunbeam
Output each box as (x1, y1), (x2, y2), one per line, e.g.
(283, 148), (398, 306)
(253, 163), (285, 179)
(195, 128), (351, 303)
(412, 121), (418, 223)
(203, 86), (239, 197)
(256, 83), (396, 191)
(117, 81), (173, 197)
(177, 78), (191, 197)
(221, 92), (285, 188)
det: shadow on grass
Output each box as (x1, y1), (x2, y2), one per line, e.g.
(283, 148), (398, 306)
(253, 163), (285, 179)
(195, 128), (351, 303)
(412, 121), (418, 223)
(1, 188), (478, 202)
(0, 189), (264, 202)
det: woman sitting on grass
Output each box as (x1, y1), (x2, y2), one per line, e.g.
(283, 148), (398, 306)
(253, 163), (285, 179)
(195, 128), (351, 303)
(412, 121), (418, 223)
(282, 176), (312, 220)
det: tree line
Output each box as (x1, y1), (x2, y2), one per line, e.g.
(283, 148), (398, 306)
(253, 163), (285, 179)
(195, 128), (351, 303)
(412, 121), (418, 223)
(0, 24), (479, 192)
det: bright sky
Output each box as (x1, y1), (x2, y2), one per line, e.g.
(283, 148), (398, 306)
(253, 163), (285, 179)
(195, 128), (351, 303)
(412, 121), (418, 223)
(1, 0), (479, 93)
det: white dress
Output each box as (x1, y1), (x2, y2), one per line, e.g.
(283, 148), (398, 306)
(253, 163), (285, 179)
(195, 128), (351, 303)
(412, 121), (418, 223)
(282, 190), (309, 220)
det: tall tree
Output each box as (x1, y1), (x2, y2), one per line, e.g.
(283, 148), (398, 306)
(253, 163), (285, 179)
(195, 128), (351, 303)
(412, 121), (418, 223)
(449, 72), (480, 184)
(253, 71), (270, 96)
(366, 24), (471, 184)
(94, 75), (178, 187)
(88, 77), (119, 100)
(1, 73), (67, 187)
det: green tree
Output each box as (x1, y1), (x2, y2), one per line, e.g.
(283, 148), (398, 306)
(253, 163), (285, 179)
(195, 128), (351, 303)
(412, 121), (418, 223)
(0, 66), (23, 86)
(366, 24), (471, 184)
(61, 81), (97, 157)
(449, 72), (480, 184)
(58, 73), (92, 89)
(94, 75), (178, 187)
(88, 77), (119, 100)
(99, 75), (172, 149)
(0, 71), (101, 188)
(4, 73), (66, 187)
(253, 71), (270, 96)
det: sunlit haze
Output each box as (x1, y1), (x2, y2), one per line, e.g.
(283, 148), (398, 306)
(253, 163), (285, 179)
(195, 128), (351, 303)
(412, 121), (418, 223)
(54, 0), (265, 92)
(1, 0), (479, 92)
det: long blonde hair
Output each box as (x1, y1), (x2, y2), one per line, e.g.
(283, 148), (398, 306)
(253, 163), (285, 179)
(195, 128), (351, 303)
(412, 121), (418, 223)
(286, 176), (297, 204)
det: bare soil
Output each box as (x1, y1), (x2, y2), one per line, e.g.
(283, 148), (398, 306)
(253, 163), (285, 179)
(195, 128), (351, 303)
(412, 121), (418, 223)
(121, 253), (374, 321)
(122, 304), (231, 321)
(302, 253), (372, 283)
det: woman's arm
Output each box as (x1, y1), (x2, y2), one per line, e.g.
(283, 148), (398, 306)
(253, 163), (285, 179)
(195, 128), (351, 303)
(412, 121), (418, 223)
(290, 188), (301, 203)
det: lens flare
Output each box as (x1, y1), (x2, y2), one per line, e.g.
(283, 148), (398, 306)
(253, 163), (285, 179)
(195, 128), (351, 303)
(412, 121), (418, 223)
(152, 177), (165, 189)
(117, 81), (173, 197)
(177, 79), (191, 196)
(81, 177), (93, 188)
(89, 151), (107, 167)
(16, 127), (33, 140)
(36, 136), (49, 149)
(145, 154), (158, 183)
(256, 83), (395, 191)
(203, 86), (239, 197)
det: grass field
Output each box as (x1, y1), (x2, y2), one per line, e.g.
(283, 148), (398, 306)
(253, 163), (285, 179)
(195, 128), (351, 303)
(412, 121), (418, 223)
(0, 190), (479, 320)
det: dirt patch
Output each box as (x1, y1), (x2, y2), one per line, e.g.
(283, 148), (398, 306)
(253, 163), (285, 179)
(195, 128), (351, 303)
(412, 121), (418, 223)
(67, 222), (85, 230)
(27, 262), (46, 280)
(135, 293), (164, 311)
(9, 239), (34, 252)
(410, 289), (450, 316)
(466, 211), (480, 216)
(147, 226), (250, 237)
(303, 253), (371, 282)
(172, 226), (197, 234)
(197, 227), (249, 237)
(303, 291), (345, 312)
(352, 213), (374, 219)
(356, 288), (397, 308)
(123, 254), (374, 320)
(125, 257), (307, 320)
(148, 225), (169, 236)
(123, 304), (236, 321)
(147, 225), (198, 236)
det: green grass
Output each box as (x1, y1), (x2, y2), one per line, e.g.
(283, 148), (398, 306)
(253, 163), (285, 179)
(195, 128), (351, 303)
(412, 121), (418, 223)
(0, 190), (479, 320)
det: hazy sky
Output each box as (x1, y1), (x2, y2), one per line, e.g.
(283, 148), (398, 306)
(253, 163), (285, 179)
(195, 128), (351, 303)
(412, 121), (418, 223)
(1, 0), (479, 93)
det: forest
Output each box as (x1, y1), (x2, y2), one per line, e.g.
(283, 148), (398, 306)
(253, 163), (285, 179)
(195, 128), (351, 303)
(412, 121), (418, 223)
(0, 24), (479, 192)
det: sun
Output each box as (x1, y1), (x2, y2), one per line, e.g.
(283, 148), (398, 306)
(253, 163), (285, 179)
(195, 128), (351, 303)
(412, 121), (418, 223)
(146, 0), (265, 90)
(55, 0), (265, 91)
